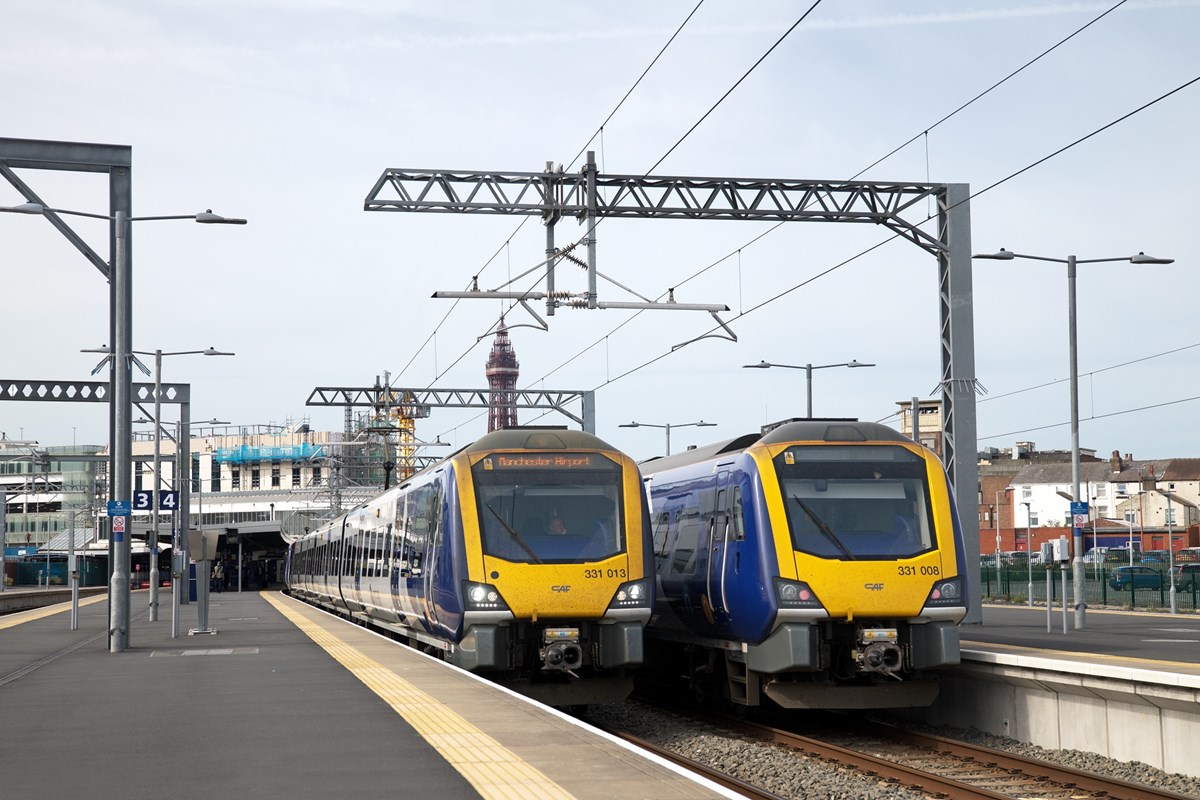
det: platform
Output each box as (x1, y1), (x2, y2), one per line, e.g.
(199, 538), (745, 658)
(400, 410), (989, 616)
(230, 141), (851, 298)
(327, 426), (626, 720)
(0, 590), (739, 800)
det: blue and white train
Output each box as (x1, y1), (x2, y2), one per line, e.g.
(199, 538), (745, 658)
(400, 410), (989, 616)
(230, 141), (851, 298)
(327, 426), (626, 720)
(640, 419), (967, 710)
(286, 426), (654, 706)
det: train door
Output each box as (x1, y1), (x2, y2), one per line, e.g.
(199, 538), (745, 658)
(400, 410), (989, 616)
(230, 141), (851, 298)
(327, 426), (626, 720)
(421, 477), (445, 632)
(705, 468), (732, 622)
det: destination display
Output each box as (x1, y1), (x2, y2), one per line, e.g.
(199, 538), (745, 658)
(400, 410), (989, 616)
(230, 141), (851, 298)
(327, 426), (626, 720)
(480, 453), (611, 471)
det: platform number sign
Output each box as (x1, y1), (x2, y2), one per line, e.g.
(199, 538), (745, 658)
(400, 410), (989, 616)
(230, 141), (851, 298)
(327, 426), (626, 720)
(133, 490), (180, 511)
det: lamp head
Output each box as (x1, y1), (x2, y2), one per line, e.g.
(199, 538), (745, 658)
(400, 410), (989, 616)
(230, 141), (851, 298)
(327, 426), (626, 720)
(1129, 252), (1173, 265)
(696, 420), (717, 427)
(202, 347), (235, 356)
(618, 422), (640, 429)
(846, 360), (874, 368)
(195, 210), (247, 225)
(972, 248), (1016, 261)
(742, 361), (773, 369)
(0, 202), (46, 215)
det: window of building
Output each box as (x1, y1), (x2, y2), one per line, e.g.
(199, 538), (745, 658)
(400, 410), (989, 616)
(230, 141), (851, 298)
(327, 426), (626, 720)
(313, 466), (322, 486)
(271, 462), (281, 489)
(231, 469), (241, 490)
(1116, 483), (1127, 495)
(1167, 507), (1178, 525)
(1029, 511), (1039, 526)
(1096, 484), (1107, 498)
(251, 468), (261, 489)
(292, 468), (301, 488)
(210, 459), (220, 493)
(1021, 486), (1031, 499)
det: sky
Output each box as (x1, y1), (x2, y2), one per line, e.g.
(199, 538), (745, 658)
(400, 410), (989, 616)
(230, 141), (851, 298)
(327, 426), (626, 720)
(2, 0), (1198, 464)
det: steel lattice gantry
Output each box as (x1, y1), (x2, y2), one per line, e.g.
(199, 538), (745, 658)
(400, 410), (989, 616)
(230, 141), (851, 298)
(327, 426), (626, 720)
(363, 161), (980, 623)
(307, 386), (597, 433)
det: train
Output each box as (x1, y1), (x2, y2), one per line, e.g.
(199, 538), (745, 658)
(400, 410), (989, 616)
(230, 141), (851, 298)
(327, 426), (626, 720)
(639, 418), (967, 710)
(285, 426), (654, 706)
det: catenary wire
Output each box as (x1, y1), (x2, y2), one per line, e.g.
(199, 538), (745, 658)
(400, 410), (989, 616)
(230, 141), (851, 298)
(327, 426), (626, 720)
(427, 10), (1194, 440)
(500, 72), (1200, 436)
(386, 3), (707, 386)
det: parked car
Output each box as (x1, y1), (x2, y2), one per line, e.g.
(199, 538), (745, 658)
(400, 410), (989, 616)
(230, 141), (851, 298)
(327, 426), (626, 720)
(1141, 550), (1168, 563)
(1082, 549), (1108, 565)
(1108, 566), (1164, 591)
(1173, 564), (1200, 590)
(1177, 548), (1200, 564)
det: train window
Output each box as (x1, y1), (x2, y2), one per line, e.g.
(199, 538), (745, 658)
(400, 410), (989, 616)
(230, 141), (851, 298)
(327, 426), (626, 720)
(652, 511), (671, 559)
(730, 488), (745, 541)
(775, 446), (935, 560)
(671, 509), (702, 575)
(471, 453), (624, 563)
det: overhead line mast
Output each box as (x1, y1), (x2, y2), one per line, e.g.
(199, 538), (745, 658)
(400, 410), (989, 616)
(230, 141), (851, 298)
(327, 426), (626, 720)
(363, 155), (982, 624)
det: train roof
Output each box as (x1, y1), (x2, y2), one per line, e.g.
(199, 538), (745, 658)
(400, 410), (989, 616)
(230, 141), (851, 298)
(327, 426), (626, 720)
(640, 419), (914, 474)
(460, 426), (620, 455)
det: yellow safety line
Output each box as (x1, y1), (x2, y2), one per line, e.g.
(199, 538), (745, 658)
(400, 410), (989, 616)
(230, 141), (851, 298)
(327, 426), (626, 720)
(0, 594), (107, 631)
(263, 592), (575, 800)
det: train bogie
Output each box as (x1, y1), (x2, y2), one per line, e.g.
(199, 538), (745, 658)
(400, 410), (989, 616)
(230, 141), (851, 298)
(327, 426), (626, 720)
(641, 419), (968, 710)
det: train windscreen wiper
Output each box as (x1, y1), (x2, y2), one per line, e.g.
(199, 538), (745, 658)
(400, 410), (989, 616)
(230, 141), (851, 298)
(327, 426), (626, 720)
(790, 494), (856, 560)
(484, 503), (543, 564)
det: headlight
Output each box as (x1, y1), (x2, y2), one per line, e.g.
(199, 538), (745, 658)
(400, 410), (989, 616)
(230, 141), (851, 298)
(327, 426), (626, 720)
(775, 578), (823, 609)
(463, 581), (509, 611)
(608, 579), (651, 609)
(925, 577), (964, 607)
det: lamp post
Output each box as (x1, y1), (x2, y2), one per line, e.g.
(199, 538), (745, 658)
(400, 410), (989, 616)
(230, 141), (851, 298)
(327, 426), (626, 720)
(185, 418), (229, 637)
(3, 200), (244, 653)
(995, 486), (1012, 577)
(1156, 490), (1196, 615)
(1021, 501), (1034, 606)
(618, 420), (717, 456)
(88, 346), (233, 624)
(742, 359), (874, 419)
(974, 248), (1173, 631)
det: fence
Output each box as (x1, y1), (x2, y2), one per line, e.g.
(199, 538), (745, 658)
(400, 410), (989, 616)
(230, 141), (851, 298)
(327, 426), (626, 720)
(979, 563), (1199, 610)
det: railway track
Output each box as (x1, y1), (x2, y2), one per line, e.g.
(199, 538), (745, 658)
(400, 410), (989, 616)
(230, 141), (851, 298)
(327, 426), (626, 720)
(588, 698), (1196, 800)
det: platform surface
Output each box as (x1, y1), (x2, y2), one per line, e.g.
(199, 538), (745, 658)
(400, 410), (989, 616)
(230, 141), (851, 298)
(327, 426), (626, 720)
(0, 590), (738, 800)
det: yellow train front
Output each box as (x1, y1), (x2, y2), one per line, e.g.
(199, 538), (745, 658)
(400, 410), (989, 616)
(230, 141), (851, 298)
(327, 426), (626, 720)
(287, 426), (653, 706)
(641, 419), (967, 710)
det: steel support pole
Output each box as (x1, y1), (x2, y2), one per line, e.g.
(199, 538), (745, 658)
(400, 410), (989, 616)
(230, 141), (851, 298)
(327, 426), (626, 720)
(149, 350), (162, 621)
(545, 160), (557, 318)
(1067, 255), (1086, 630)
(664, 424), (672, 457)
(69, 509), (78, 630)
(805, 365), (813, 419)
(584, 151), (598, 309)
(110, 210), (132, 652)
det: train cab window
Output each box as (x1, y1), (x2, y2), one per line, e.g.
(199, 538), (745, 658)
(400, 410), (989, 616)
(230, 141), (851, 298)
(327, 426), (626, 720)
(472, 452), (625, 563)
(774, 445), (934, 560)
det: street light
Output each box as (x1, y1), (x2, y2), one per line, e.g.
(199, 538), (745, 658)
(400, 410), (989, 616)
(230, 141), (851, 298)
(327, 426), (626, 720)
(1021, 501), (1034, 606)
(87, 345), (234, 625)
(2, 199), (245, 653)
(619, 420), (717, 456)
(974, 247), (1173, 631)
(742, 359), (875, 419)
(1156, 489), (1197, 615)
(186, 418), (229, 638)
(1116, 490), (1148, 568)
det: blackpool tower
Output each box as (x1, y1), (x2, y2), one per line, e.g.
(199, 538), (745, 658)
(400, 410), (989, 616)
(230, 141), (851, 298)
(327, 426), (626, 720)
(485, 319), (520, 431)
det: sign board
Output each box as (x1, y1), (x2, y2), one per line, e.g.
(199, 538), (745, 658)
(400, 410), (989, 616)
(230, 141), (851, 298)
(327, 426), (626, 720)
(1073, 513), (1087, 527)
(134, 490), (181, 511)
(107, 500), (131, 517)
(112, 516), (126, 533)
(187, 530), (218, 562)
(159, 491), (179, 511)
(1070, 501), (1089, 516)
